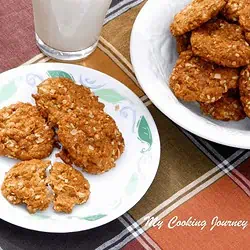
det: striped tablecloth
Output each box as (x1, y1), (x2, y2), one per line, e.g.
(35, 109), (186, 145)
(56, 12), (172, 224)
(0, 1), (250, 249)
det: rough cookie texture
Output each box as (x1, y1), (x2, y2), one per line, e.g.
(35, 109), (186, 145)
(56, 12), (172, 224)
(169, 50), (239, 103)
(0, 103), (54, 160)
(222, 0), (249, 21)
(1, 160), (51, 213)
(245, 32), (250, 43)
(239, 66), (250, 117)
(200, 95), (246, 121)
(239, 5), (250, 31)
(176, 33), (191, 54)
(57, 109), (125, 174)
(48, 162), (90, 213)
(170, 0), (226, 36)
(191, 19), (250, 68)
(33, 78), (104, 126)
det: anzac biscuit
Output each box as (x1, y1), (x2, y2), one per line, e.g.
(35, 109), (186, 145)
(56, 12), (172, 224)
(222, 0), (249, 21)
(245, 32), (250, 43)
(48, 162), (90, 213)
(0, 103), (54, 160)
(239, 5), (250, 31)
(1, 160), (51, 213)
(169, 50), (239, 103)
(239, 65), (250, 117)
(57, 109), (125, 174)
(33, 78), (104, 126)
(191, 19), (250, 68)
(200, 95), (245, 121)
(176, 33), (191, 54)
(170, 0), (226, 36)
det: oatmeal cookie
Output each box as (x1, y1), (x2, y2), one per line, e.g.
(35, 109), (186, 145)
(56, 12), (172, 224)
(239, 5), (250, 31)
(33, 78), (104, 126)
(169, 50), (239, 103)
(222, 0), (249, 21)
(200, 95), (245, 121)
(245, 32), (250, 43)
(170, 0), (226, 36)
(0, 103), (54, 160)
(57, 109), (125, 174)
(176, 33), (191, 54)
(48, 162), (90, 213)
(1, 160), (51, 213)
(239, 65), (250, 117)
(191, 19), (250, 68)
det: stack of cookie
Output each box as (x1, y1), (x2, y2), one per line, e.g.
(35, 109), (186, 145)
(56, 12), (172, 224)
(0, 78), (125, 213)
(169, 0), (250, 121)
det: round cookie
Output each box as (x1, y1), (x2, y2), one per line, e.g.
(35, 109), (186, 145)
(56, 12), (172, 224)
(1, 160), (51, 213)
(33, 78), (104, 126)
(191, 19), (250, 68)
(169, 50), (239, 103)
(170, 0), (226, 36)
(239, 65), (250, 117)
(57, 109), (125, 174)
(200, 95), (246, 121)
(48, 162), (90, 213)
(221, 0), (249, 21)
(0, 102), (54, 160)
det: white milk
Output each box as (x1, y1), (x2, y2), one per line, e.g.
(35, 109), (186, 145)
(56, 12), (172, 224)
(32, 0), (112, 52)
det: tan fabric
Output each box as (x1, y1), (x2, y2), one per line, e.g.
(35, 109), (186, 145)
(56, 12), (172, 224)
(101, 2), (146, 63)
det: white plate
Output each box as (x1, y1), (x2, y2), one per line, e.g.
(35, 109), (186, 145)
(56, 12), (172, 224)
(131, 0), (250, 149)
(0, 63), (160, 233)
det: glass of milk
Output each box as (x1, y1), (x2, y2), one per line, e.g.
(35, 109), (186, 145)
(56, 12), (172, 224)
(32, 0), (112, 61)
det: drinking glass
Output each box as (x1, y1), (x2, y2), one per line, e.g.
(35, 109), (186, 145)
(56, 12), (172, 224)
(32, 0), (112, 61)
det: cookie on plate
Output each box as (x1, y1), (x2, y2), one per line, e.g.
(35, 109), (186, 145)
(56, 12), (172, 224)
(57, 109), (125, 174)
(191, 19), (250, 68)
(1, 160), (51, 213)
(169, 50), (239, 103)
(0, 103), (54, 160)
(170, 0), (226, 36)
(48, 162), (90, 213)
(176, 33), (191, 54)
(200, 95), (245, 121)
(33, 78), (104, 126)
(239, 65), (250, 117)
(221, 0), (249, 21)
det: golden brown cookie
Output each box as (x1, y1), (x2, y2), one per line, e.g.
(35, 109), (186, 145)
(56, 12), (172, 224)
(32, 78), (104, 126)
(57, 109), (125, 174)
(48, 162), (90, 213)
(176, 33), (191, 54)
(239, 65), (250, 117)
(1, 160), (51, 213)
(239, 5), (250, 31)
(245, 31), (250, 43)
(0, 103), (54, 160)
(191, 19), (250, 68)
(200, 95), (246, 121)
(221, 0), (249, 21)
(170, 0), (226, 36)
(169, 50), (239, 103)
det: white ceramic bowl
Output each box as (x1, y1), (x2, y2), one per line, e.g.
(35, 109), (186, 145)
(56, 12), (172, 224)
(131, 0), (250, 149)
